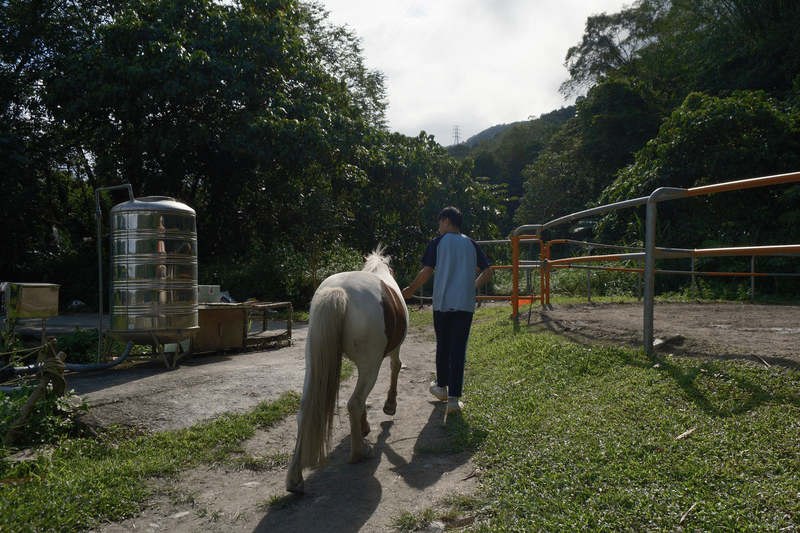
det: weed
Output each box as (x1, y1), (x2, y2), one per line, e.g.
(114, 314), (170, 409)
(260, 492), (298, 510)
(0, 386), (90, 447)
(55, 329), (147, 364)
(167, 489), (197, 506)
(440, 493), (479, 512)
(231, 451), (290, 472)
(197, 506), (223, 522)
(390, 507), (437, 532)
(341, 358), (356, 381)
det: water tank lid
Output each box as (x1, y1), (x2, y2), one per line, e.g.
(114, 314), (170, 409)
(139, 195), (175, 202)
(110, 196), (195, 215)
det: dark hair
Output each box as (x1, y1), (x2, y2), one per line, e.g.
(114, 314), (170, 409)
(437, 206), (463, 229)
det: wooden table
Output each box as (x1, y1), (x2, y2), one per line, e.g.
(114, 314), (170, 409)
(191, 301), (292, 354)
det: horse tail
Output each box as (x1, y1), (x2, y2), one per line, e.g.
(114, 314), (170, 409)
(299, 286), (347, 469)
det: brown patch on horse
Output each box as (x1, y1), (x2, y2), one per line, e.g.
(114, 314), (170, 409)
(379, 280), (406, 355)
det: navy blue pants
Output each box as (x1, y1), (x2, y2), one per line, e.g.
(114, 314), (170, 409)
(433, 310), (474, 398)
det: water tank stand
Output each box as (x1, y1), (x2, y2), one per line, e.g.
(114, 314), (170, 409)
(147, 330), (191, 369)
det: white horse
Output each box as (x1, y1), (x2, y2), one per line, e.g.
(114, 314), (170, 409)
(286, 245), (408, 494)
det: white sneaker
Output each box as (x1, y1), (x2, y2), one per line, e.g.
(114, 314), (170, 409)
(446, 396), (463, 414)
(429, 381), (448, 401)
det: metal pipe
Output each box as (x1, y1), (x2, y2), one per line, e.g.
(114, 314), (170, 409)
(539, 197), (649, 234)
(547, 239), (645, 252)
(512, 235), (520, 317)
(586, 247), (593, 302)
(637, 259), (642, 301)
(12, 342), (134, 376)
(685, 170), (800, 197)
(513, 224), (542, 238)
(643, 201), (657, 353)
(95, 185), (134, 363)
(643, 188), (687, 353)
(475, 239), (512, 245)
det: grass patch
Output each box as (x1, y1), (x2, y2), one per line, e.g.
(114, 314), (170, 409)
(391, 507), (438, 532)
(407, 307), (434, 329)
(0, 391), (300, 532)
(230, 450), (291, 472)
(458, 315), (800, 531)
(341, 358), (356, 381)
(414, 411), (488, 455)
(260, 492), (300, 511)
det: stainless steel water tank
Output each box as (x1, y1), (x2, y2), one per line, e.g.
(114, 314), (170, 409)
(109, 196), (199, 344)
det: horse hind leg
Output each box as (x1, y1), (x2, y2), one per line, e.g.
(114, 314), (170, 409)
(360, 409), (369, 436)
(347, 359), (381, 463)
(286, 439), (305, 494)
(383, 349), (402, 416)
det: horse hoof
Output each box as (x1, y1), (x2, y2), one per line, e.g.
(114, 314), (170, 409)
(383, 402), (396, 416)
(285, 472), (305, 495)
(350, 443), (374, 463)
(286, 479), (305, 495)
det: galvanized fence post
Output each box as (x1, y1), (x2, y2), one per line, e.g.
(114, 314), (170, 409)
(643, 201), (657, 353)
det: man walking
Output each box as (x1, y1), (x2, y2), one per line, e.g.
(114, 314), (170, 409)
(401, 207), (493, 414)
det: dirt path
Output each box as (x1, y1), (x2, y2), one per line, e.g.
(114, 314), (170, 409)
(528, 300), (800, 368)
(74, 321), (479, 533)
(68, 300), (800, 532)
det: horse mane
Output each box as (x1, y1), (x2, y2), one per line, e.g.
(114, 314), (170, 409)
(362, 244), (391, 274)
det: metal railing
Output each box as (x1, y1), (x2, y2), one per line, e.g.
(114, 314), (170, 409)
(502, 170), (800, 353)
(641, 172), (800, 352)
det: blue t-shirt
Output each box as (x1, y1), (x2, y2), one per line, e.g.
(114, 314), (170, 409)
(421, 233), (491, 313)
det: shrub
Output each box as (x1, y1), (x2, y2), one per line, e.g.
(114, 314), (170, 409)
(55, 329), (99, 365)
(0, 386), (90, 448)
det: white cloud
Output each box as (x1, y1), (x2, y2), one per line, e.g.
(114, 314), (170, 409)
(321, 0), (630, 145)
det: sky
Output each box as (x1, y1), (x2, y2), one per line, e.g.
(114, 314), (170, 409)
(318, 0), (631, 146)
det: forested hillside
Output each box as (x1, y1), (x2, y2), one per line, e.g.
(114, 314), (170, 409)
(448, 107), (576, 235)
(2, 0), (799, 308)
(460, 0), (800, 254)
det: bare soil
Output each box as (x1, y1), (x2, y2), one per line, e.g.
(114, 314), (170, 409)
(528, 300), (800, 369)
(64, 301), (800, 533)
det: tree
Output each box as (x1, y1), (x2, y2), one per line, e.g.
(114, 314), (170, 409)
(461, 107), (575, 235)
(596, 91), (800, 248)
(39, 0), (391, 263)
(562, 0), (800, 104)
(349, 131), (503, 277)
(0, 0), (117, 289)
(0, 0), (507, 307)
(560, 0), (664, 98)
(516, 80), (661, 231)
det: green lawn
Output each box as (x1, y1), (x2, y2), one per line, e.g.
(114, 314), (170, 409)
(452, 306), (800, 531)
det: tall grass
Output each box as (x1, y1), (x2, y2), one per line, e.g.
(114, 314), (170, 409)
(459, 308), (800, 531)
